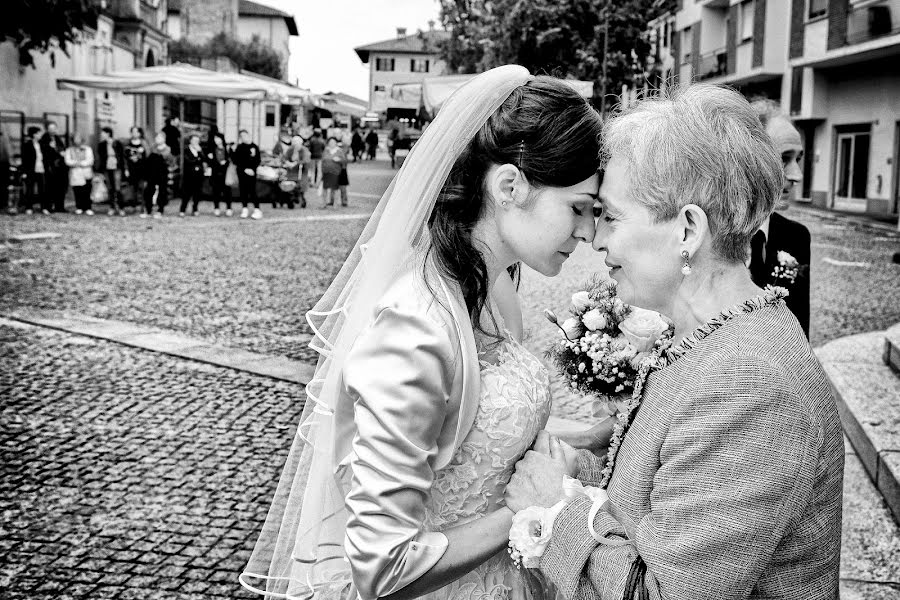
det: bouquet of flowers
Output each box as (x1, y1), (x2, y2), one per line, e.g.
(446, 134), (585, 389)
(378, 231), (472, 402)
(545, 277), (673, 486)
(546, 277), (672, 413)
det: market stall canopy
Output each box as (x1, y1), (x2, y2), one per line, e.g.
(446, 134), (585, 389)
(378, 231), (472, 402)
(57, 63), (305, 102)
(421, 74), (595, 114)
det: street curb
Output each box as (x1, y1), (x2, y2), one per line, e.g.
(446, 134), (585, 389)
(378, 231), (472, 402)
(4, 310), (317, 385)
(796, 205), (900, 234)
(817, 326), (900, 525)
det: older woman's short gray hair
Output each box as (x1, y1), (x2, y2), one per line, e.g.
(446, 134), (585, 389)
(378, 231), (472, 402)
(602, 84), (782, 262)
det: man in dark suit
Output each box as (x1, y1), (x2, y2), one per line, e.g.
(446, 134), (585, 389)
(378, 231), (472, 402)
(749, 212), (811, 336)
(749, 100), (811, 337)
(40, 121), (68, 213)
(20, 126), (50, 214)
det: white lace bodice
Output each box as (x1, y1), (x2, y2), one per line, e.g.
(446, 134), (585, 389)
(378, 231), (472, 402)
(422, 336), (552, 600)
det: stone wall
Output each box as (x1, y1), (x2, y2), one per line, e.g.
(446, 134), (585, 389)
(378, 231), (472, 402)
(182, 0), (239, 43)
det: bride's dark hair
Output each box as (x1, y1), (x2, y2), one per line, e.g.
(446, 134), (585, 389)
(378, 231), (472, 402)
(427, 76), (603, 338)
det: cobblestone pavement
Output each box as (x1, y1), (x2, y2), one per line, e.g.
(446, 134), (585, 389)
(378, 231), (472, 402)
(2, 161), (899, 597)
(0, 161), (394, 363)
(0, 320), (300, 599)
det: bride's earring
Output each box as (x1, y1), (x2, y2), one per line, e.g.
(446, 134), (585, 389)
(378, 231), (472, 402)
(681, 250), (692, 275)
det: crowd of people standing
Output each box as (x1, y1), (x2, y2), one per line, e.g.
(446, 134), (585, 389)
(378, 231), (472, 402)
(4, 119), (373, 220)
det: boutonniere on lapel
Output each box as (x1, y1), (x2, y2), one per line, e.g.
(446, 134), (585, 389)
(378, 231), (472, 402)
(771, 251), (805, 285)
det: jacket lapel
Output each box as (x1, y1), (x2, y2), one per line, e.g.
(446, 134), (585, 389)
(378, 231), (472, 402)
(435, 274), (481, 470)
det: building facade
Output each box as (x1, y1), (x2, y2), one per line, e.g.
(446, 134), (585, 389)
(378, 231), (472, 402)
(0, 0), (169, 154)
(787, 0), (899, 214)
(167, 0), (298, 82)
(354, 28), (450, 120)
(656, 0), (899, 217)
(166, 0), (300, 146)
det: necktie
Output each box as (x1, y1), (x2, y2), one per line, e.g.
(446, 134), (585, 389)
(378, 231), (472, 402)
(750, 230), (767, 282)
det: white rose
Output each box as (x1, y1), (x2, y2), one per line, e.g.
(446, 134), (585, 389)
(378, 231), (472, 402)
(571, 291), (592, 313)
(618, 307), (669, 352)
(561, 317), (584, 340)
(508, 506), (554, 567)
(581, 308), (608, 331)
(777, 250), (799, 267)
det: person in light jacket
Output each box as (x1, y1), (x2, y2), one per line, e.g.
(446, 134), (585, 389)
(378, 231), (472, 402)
(64, 132), (94, 215)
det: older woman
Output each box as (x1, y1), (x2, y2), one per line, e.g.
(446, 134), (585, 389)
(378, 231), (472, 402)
(506, 85), (843, 600)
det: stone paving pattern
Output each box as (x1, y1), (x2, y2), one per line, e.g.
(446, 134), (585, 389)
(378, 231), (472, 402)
(0, 320), (300, 599)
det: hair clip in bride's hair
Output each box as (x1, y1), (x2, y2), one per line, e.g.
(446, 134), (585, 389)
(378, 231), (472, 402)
(517, 141), (525, 169)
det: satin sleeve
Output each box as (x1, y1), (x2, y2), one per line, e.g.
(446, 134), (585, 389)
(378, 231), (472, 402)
(343, 303), (453, 600)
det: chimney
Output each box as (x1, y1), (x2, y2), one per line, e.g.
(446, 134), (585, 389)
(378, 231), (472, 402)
(428, 20), (435, 31)
(397, 27), (407, 38)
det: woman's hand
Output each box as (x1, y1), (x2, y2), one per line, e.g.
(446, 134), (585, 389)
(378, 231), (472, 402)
(532, 430), (579, 477)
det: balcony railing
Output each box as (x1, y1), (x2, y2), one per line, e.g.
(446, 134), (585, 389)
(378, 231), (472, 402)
(847, 0), (900, 45)
(695, 47), (727, 81)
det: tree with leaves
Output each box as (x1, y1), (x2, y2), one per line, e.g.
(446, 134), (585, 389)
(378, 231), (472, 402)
(169, 33), (284, 81)
(3, 0), (101, 68)
(439, 0), (676, 111)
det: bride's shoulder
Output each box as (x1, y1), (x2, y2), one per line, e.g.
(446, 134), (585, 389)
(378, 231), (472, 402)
(374, 269), (456, 331)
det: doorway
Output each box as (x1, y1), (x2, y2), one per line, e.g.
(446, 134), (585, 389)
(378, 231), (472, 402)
(833, 124), (871, 212)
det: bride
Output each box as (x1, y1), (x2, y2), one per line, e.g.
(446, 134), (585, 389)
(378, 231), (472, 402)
(240, 65), (603, 600)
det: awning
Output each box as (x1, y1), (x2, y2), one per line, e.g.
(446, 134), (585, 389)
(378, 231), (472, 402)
(57, 63), (305, 102)
(421, 74), (595, 114)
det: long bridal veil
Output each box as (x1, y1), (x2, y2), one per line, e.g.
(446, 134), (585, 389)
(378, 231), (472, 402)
(239, 65), (533, 600)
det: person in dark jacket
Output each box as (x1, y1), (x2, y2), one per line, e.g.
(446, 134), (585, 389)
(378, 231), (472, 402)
(40, 121), (68, 213)
(163, 117), (181, 157)
(749, 100), (811, 337)
(179, 134), (206, 216)
(207, 133), (232, 216)
(20, 126), (49, 214)
(308, 129), (325, 184)
(232, 129), (262, 219)
(350, 128), (365, 162)
(143, 132), (175, 218)
(123, 126), (150, 207)
(96, 127), (126, 216)
(365, 128), (378, 161)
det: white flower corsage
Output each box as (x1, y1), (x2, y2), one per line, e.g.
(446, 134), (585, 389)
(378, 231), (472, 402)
(771, 251), (801, 285)
(507, 502), (565, 568)
(508, 476), (631, 568)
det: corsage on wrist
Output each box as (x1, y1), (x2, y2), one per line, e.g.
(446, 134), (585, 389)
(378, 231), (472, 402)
(508, 476), (630, 567)
(507, 501), (566, 568)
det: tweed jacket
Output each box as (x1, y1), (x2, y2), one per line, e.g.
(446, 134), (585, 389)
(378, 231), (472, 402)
(539, 294), (844, 600)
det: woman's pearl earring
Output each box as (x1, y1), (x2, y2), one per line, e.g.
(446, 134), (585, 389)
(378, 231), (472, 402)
(501, 200), (509, 207)
(681, 250), (692, 275)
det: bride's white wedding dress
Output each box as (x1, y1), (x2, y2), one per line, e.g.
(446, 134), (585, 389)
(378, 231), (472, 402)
(422, 335), (552, 600)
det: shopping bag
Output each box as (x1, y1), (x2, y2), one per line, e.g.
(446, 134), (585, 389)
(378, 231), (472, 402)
(225, 164), (239, 187)
(90, 176), (109, 203)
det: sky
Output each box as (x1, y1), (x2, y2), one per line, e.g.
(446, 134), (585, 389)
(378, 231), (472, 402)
(261, 0), (443, 100)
